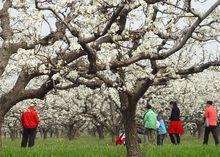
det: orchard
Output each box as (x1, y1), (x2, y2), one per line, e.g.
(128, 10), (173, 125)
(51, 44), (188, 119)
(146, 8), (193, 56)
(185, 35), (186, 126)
(0, 0), (220, 157)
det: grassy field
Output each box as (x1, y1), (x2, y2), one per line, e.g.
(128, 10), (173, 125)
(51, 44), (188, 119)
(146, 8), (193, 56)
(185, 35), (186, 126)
(3, 135), (220, 157)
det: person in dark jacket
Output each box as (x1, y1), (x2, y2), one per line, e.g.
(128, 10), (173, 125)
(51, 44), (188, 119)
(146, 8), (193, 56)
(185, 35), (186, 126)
(21, 105), (40, 147)
(168, 101), (184, 144)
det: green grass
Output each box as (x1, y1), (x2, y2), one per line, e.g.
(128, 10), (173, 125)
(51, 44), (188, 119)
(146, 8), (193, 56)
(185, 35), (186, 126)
(3, 135), (220, 157)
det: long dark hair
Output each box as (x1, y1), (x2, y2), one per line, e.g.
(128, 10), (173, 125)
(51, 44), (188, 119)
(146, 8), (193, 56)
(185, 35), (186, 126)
(207, 101), (213, 105)
(170, 101), (177, 108)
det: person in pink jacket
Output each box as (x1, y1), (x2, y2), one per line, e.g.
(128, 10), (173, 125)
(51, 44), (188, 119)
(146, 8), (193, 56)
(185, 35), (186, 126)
(203, 101), (219, 145)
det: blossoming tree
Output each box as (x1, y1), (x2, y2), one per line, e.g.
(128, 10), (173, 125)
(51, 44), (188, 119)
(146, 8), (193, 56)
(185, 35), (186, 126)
(136, 70), (220, 137)
(0, 0), (220, 157)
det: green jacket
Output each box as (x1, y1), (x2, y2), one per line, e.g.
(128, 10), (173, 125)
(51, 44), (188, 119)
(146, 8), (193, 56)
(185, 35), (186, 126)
(143, 109), (157, 129)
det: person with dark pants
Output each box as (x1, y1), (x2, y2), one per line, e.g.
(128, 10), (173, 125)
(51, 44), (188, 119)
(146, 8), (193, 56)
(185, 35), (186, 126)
(203, 126), (219, 145)
(21, 128), (37, 147)
(157, 111), (167, 146)
(21, 105), (39, 147)
(203, 101), (219, 145)
(143, 104), (157, 144)
(157, 134), (166, 145)
(168, 101), (184, 145)
(169, 134), (180, 144)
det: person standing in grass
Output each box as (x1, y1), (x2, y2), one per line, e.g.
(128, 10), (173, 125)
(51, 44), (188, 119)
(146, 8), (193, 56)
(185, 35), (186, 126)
(21, 104), (40, 147)
(143, 104), (157, 144)
(168, 101), (184, 145)
(157, 111), (167, 146)
(203, 101), (219, 145)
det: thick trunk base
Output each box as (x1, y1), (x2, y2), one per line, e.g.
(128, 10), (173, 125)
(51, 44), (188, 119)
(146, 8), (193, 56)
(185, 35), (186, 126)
(123, 109), (141, 157)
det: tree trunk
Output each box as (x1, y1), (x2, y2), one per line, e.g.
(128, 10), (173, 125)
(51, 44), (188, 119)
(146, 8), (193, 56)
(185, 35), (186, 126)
(89, 128), (96, 137)
(55, 128), (59, 138)
(49, 129), (53, 138)
(97, 125), (104, 139)
(3, 132), (6, 138)
(10, 131), (16, 141)
(61, 129), (65, 138)
(67, 125), (74, 140)
(39, 128), (43, 138)
(123, 109), (141, 157)
(19, 130), (22, 138)
(111, 131), (116, 143)
(120, 92), (141, 157)
(15, 130), (19, 139)
(9, 128), (19, 141)
(197, 123), (204, 139)
(0, 116), (4, 157)
(43, 129), (48, 140)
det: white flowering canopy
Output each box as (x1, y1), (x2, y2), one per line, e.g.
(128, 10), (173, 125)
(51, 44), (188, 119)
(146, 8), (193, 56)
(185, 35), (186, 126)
(0, 1), (220, 151)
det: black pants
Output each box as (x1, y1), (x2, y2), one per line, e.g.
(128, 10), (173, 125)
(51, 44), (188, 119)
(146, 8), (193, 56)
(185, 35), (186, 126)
(21, 128), (37, 147)
(203, 126), (219, 145)
(169, 133), (180, 144)
(157, 134), (166, 145)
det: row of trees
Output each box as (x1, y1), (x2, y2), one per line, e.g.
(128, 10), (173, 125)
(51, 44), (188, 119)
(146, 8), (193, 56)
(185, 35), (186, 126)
(0, 0), (220, 157)
(3, 70), (220, 141)
(3, 87), (122, 141)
